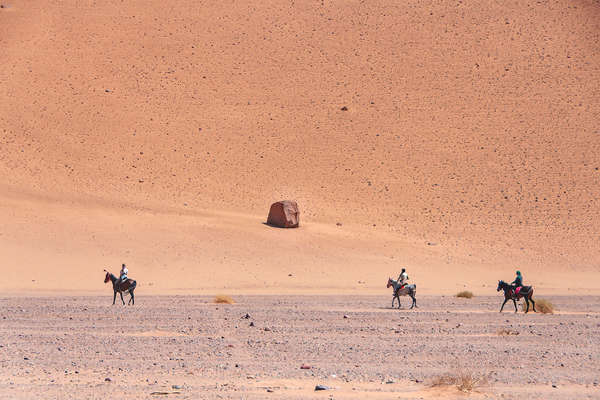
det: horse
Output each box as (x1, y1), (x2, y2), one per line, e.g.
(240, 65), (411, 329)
(497, 280), (536, 313)
(104, 270), (137, 305)
(386, 278), (417, 309)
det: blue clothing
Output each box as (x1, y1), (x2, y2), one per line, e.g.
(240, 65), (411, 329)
(511, 275), (523, 287)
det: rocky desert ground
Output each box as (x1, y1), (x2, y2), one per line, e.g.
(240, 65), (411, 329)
(1, 295), (599, 399)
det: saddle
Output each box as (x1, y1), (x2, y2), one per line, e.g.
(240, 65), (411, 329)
(395, 283), (407, 295)
(513, 286), (530, 296)
(118, 279), (132, 291)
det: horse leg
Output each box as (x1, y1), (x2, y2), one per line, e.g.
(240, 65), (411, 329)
(500, 298), (508, 312)
(397, 295), (401, 309)
(119, 291), (125, 305)
(409, 294), (415, 309)
(530, 296), (536, 312)
(513, 298), (518, 313)
(391, 296), (395, 308)
(524, 297), (530, 313)
(129, 290), (135, 305)
(113, 291), (116, 305)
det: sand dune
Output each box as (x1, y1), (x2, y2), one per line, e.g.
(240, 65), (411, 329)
(1, 0), (599, 294)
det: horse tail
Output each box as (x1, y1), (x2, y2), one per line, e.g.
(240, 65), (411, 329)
(129, 280), (137, 292)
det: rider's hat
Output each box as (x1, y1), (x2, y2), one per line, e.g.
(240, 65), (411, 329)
(516, 270), (521, 275)
(401, 268), (406, 272)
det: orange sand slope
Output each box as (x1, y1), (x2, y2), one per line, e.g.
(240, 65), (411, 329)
(1, 0), (599, 294)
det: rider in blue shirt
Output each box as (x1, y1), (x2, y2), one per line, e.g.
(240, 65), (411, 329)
(511, 270), (523, 292)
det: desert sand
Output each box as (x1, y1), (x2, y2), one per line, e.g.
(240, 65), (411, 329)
(1, 0), (600, 398)
(1, 0), (599, 295)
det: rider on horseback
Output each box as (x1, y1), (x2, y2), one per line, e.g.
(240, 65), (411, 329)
(511, 270), (523, 295)
(116, 263), (128, 289)
(397, 268), (409, 290)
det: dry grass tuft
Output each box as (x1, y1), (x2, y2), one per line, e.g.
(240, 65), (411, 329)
(430, 371), (488, 393)
(536, 299), (554, 314)
(456, 291), (474, 299)
(497, 329), (519, 336)
(520, 298), (554, 314)
(214, 295), (235, 304)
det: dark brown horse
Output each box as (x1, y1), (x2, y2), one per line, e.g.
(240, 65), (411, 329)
(104, 270), (137, 305)
(497, 280), (536, 313)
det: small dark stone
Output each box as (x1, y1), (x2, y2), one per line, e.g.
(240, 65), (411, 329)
(104, 377), (112, 382)
(266, 388), (274, 392)
(315, 385), (331, 391)
(249, 322), (255, 327)
(23, 357), (29, 360)
(243, 313), (251, 319)
(172, 385), (182, 389)
(340, 106), (348, 111)
(343, 315), (349, 319)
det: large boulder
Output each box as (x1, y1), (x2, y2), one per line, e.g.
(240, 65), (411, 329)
(267, 200), (300, 228)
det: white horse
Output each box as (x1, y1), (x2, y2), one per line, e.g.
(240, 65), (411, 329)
(386, 278), (417, 309)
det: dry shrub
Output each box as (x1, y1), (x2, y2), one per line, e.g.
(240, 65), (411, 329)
(520, 298), (554, 314)
(497, 329), (519, 336)
(456, 291), (473, 299)
(214, 295), (235, 304)
(430, 371), (488, 393)
(536, 299), (554, 314)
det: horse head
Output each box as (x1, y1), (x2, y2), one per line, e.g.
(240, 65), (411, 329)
(104, 270), (111, 283)
(497, 280), (505, 292)
(386, 278), (392, 288)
